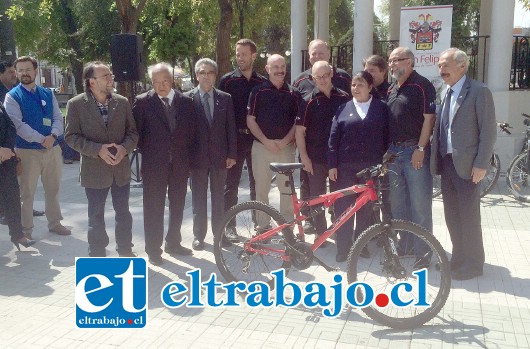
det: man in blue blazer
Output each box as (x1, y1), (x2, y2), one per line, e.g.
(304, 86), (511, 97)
(431, 48), (497, 280)
(185, 58), (237, 251)
(133, 63), (201, 265)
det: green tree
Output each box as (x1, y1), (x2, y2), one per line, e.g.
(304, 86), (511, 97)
(7, 0), (119, 92)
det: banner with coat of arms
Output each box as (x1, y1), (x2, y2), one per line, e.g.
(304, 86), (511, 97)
(400, 5), (453, 102)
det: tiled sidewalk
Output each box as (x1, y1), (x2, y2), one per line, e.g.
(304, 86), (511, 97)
(1, 163), (529, 348)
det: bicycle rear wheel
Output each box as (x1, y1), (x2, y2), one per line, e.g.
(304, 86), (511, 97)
(479, 153), (500, 197)
(346, 220), (451, 330)
(432, 176), (442, 198)
(214, 201), (295, 284)
(433, 153), (500, 198)
(506, 150), (530, 202)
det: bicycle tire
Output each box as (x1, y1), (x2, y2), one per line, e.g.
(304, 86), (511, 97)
(506, 150), (530, 202)
(346, 220), (451, 330)
(432, 153), (500, 198)
(479, 153), (500, 197)
(432, 176), (442, 198)
(213, 201), (296, 285)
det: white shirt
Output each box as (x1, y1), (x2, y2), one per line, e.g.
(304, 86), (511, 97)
(158, 89), (175, 106)
(352, 96), (372, 120)
(443, 74), (466, 153)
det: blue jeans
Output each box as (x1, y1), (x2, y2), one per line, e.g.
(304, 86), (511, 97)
(85, 180), (133, 256)
(388, 144), (433, 256)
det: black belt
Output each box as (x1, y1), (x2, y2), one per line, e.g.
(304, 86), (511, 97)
(238, 128), (250, 135)
(390, 139), (417, 147)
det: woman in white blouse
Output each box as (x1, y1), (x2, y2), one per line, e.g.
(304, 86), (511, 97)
(327, 71), (389, 262)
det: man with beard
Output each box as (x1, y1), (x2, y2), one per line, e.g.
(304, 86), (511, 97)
(65, 61), (138, 257)
(247, 54), (300, 227)
(292, 39), (352, 234)
(386, 47), (436, 268)
(219, 39), (266, 230)
(4, 56), (71, 239)
(0, 61), (47, 224)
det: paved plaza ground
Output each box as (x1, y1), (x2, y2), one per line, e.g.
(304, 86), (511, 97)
(1, 161), (529, 348)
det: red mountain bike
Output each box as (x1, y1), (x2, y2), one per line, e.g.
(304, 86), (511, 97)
(214, 155), (451, 329)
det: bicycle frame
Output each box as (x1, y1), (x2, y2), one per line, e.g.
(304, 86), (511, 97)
(244, 171), (382, 262)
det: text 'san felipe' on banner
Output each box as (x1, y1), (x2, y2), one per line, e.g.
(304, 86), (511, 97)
(400, 5), (453, 102)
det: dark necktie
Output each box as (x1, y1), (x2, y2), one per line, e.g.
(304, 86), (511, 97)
(161, 97), (175, 130)
(440, 88), (453, 156)
(203, 93), (212, 125)
(161, 97), (170, 112)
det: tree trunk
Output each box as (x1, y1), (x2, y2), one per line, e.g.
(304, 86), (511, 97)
(216, 0), (234, 80)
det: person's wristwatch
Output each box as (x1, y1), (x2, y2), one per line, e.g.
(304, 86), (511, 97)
(416, 145), (425, 152)
(51, 133), (58, 140)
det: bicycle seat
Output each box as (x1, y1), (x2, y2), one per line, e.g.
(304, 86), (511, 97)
(270, 162), (304, 174)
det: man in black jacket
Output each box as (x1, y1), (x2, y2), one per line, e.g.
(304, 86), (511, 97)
(133, 62), (201, 265)
(0, 105), (36, 250)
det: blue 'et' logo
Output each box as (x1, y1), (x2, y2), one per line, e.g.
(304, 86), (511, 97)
(75, 258), (147, 328)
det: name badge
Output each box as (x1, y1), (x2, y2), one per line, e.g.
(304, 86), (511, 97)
(43, 118), (52, 127)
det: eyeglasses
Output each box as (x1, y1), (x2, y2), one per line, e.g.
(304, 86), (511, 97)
(93, 73), (115, 80)
(312, 72), (331, 81)
(388, 57), (410, 65)
(198, 71), (216, 77)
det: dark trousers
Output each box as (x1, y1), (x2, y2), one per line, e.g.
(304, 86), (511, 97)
(85, 180), (133, 256)
(441, 155), (484, 271)
(224, 135), (255, 222)
(306, 162), (336, 234)
(0, 159), (24, 241)
(143, 164), (189, 257)
(58, 135), (79, 160)
(334, 163), (375, 255)
(191, 166), (227, 241)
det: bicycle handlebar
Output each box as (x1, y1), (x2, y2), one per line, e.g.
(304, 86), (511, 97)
(498, 122), (512, 135)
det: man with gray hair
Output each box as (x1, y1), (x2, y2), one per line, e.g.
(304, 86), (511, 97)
(386, 47), (436, 269)
(133, 62), (201, 265)
(184, 58), (236, 251)
(431, 48), (496, 280)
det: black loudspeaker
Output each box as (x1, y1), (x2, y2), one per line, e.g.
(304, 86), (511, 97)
(110, 34), (144, 81)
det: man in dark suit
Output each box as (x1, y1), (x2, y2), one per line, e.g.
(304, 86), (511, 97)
(431, 48), (497, 280)
(65, 61), (138, 257)
(133, 63), (200, 265)
(185, 58), (237, 250)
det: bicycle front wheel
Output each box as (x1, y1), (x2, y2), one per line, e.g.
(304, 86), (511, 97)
(346, 220), (451, 330)
(213, 201), (295, 285)
(506, 150), (530, 202)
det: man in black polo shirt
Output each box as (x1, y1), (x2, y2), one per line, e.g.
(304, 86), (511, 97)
(386, 47), (436, 267)
(247, 54), (300, 226)
(293, 39), (351, 233)
(219, 39), (266, 222)
(293, 39), (351, 97)
(295, 61), (349, 240)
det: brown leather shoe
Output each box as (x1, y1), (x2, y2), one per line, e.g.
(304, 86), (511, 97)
(49, 224), (71, 236)
(24, 232), (33, 240)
